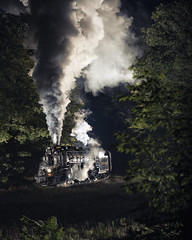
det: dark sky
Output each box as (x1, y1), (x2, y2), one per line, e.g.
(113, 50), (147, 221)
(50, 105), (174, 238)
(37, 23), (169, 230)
(121, 0), (171, 27)
(0, 0), (25, 14)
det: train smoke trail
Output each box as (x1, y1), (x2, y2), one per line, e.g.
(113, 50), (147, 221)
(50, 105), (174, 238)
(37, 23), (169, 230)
(1, 0), (139, 144)
(30, 0), (105, 144)
(70, 109), (102, 147)
(71, 110), (92, 146)
(84, 0), (138, 95)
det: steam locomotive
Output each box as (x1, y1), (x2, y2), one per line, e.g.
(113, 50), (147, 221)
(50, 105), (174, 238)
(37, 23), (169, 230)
(35, 145), (112, 186)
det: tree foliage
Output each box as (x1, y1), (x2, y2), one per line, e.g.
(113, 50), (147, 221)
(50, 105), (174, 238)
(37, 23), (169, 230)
(117, 0), (192, 212)
(0, 10), (51, 188)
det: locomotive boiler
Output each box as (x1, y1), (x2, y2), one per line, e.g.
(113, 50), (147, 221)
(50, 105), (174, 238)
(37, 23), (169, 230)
(35, 145), (112, 186)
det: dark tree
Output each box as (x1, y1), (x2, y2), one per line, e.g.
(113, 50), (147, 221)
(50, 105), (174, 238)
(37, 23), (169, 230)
(0, 10), (51, 187)
(117, 0), (192, 213)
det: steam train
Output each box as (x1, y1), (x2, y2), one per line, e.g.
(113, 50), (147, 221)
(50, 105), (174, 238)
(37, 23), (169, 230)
(35, 145), (112, 186)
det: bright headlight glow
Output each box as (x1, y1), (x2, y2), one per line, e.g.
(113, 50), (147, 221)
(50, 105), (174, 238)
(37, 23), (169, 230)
(47, 168), (52, 173)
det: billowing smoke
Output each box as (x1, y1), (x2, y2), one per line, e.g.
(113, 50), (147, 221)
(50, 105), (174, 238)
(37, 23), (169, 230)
(71, 110), (92, 146)
(71, 109), (104, 148)
(19, 0), (29, 7)
(30, 0), (105, 144)
(70, 109), (107, 181)
(29, 0), (138, 144)
(84, 0), (138, 95)
(1, 0), (139, 144)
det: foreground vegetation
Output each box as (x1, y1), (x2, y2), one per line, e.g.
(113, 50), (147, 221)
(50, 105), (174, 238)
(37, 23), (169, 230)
(0, 216), (182, 240)
(117, 0), (192, 224)
(0, 9), (51, 188)
(0, 177), (183, 240)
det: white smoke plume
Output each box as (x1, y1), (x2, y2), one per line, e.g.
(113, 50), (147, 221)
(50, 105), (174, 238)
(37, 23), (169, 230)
(71, 110), (92, 146)
(84, 0), (138, 95)
(19, 0), (29, 7)
(2, 0), (138, 144)
(30, 0), (105, 144)
(71, 109), (105, 148)
(70, 110), (107, 181)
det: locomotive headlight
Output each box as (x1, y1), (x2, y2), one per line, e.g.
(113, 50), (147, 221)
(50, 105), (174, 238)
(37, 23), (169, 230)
(47, 168), (52, 173)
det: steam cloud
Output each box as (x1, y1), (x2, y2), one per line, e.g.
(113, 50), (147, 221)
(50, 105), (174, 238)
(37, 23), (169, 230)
(1, 0), (139, 144)
(84, 0), (138, 95)
(71, 109), (102, 147)
(30, 0), (105, 144)
(70, 109), (107, 181)
(71, 110), (92, 146)
(19, 0), (29, 7)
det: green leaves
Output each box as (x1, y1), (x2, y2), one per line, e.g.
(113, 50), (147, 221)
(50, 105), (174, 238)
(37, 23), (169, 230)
(21, 216), (64, 240)
(117, 0), (192, 213)
(0, 10), (51, 188)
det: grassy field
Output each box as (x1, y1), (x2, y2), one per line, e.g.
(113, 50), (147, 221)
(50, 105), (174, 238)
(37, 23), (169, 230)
(0, 176), (147, 225)
(0, 175), (183, 239)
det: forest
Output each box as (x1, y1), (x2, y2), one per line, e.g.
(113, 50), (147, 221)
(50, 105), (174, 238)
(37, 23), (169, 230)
(0, 0), (192, 239)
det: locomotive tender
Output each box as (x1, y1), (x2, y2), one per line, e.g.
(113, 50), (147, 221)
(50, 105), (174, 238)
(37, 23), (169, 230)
(35, 145), (112, 186)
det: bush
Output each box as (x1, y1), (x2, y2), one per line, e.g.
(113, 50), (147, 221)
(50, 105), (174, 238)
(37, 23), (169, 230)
(19, 216), (182, 240)
(21, 216), (64, 240)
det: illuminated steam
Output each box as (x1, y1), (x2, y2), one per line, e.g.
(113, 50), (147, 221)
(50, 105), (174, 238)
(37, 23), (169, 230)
(29, 0), (138, 144)
(70, 109), (107, 181)
(71, 110), (92, 146)
(1, 0), (139, 144)
(19, 0), (29, 7)
(30, 0), (105, 144)
(84, 0), (138, 95)
(71, 110), (104, 148)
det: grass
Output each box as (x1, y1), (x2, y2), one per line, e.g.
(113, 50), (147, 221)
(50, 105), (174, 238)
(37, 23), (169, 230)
(0, 175), (183, 239)
(0, 216), (182, 240)
(0, 176), (148, 226)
